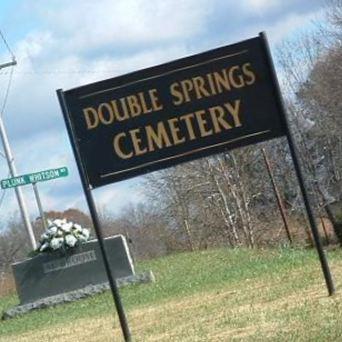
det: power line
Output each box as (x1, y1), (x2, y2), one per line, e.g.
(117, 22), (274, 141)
(0, 28), (16, 118)
(0, 69), (120, 75)
(0, 29), (15, 59)
(0, 65), (14, 118)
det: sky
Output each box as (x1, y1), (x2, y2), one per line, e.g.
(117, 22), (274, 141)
(0, 0), (325, 226)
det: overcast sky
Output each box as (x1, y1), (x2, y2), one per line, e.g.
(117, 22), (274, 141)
(0, 0), (325, 225)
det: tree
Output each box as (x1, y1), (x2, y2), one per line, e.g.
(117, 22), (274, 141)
(0, 213), (31, 271)
(45, 208), (93, 227)
(277, 0), (342, 243)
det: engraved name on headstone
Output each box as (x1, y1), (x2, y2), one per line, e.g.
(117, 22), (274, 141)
(43, 250), (97, 274)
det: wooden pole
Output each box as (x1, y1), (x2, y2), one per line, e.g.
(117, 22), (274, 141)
(320, 216), (330, 245)
(261, 148), (293, 245)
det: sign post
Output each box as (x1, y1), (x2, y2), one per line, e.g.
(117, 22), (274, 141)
(1, 166), (69, 249)
(57, 32), (334, 340)
(259, 31), (334, 295)
(32, 182), (48, 231)
(57, 91), (132, 342)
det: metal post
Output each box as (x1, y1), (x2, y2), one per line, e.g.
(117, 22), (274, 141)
(57, 89), (132, 342)
(32, 182), (48, 231)
(0, 59), (37, 250)
(259, 31), (335, 296)
(261, 148), (293, 244)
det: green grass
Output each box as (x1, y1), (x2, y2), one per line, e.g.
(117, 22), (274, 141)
(0, 247), (341, 341)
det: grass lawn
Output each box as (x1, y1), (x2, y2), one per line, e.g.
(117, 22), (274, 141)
(0, 247), (341, 341)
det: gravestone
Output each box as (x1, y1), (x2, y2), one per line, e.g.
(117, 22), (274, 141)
(12, 235), (134, 305)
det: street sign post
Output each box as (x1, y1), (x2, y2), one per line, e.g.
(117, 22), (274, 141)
(0, 167), (68, 189)
(1, 166), (69, 239)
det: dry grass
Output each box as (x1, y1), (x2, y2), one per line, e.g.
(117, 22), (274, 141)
(3, 257), (342, 342)
(0, 272), (15, 298)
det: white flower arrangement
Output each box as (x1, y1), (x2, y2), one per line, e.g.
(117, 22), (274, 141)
(37, 218), (90, 253)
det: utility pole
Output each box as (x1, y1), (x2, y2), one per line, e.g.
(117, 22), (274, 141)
(261, 148), (293, 245)
(0, 59), (37, 249)
(32, 182), (48, 231)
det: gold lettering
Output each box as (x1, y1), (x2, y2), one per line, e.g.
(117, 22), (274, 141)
(179, 113), (196, 140)
(192, 76), (211, 99)
(126, 95), (142, 117)
(170, 82), (184, 106)
(213, 71), (231, 93)
(209, 106), (232, 133)
(146, 122), (172, 151)
(206, 73), (218, 95)
(98, 103), (114, 125)
(110, 100), (129, 121)
(224, 100), (242, 127)
(242, 63), (256, 85)
(168, 117), (186, 145)
(113, 133), (133, 159)
(180, 79), (193, 103)
(149, 89), (163, 111)
(195, 110), (213, 137)
(120, 97), (130, 119)
(130, 128), (147, 155)
(228, 66), (245, 88)
(138, 92), (153, 114)
(83, 107), (99, 130)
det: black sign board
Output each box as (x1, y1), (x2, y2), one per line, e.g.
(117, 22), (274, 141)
(57, 33), (335, 341)
(59, 36), (286, 188)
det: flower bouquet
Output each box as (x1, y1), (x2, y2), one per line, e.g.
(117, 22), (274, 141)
(36, 219), (90, 253)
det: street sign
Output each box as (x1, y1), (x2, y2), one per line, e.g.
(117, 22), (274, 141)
(0, 167), (68, 189)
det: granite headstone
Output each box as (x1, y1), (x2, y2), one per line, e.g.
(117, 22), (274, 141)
(12, 235), (134, 305)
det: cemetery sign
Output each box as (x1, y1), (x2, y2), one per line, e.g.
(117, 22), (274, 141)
(57, 32), (334, 341)
(58, 36), (286, 188)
